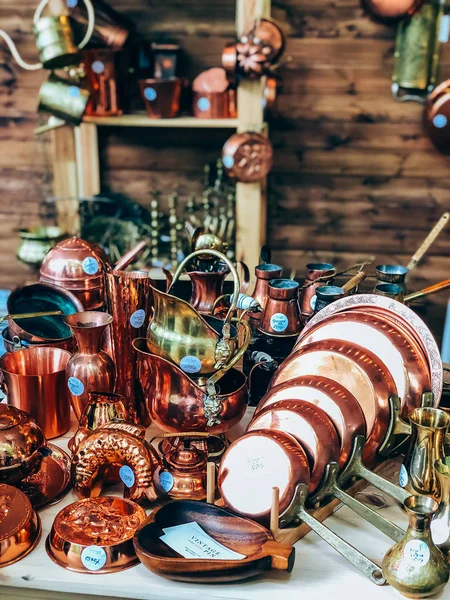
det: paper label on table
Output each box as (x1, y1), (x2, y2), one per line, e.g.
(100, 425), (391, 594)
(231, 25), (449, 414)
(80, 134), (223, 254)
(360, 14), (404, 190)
(81, 546), (107, 571)
(159, 522), (246, 560)
(403, 540), (430, 567)
(68, 376), (84, 397)
(180, 355), (202, 374)
(159, 471), (174, 492)
(82, 257), (99, 275)
(119, 465), (135, 488)
(130, 309), (146, 329)
(399, 464), (408, 488)
(92, 61), (105, 74)
(431, 519), (449, 545)
(270, 313), (289, 332)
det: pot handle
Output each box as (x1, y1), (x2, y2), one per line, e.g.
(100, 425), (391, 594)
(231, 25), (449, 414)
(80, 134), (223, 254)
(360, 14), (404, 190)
(236, 261), (250, 294)
(168, 249), (241, 327)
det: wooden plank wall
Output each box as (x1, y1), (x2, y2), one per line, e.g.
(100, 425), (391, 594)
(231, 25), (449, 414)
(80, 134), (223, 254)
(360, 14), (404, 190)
(1, 0), (450, 343)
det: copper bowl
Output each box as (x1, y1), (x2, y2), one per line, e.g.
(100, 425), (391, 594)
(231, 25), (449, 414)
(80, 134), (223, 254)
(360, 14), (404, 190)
(46, 496), (147, 574)
(0, 404), (46, 484)
(1, 326), (75, 354)
(0, 484), (41, 567)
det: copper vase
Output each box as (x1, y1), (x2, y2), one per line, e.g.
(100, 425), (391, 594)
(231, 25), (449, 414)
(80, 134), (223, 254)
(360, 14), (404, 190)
(250, 263), (283, 319)
(106, 270), (153, 426)
(187, 263), (230, 315)
(65, 312), (116, 421)
(300, 262), (335, 322)
(259, 279), (302, 337)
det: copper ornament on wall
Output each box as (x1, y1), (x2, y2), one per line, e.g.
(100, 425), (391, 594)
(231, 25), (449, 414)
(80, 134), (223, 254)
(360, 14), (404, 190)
(222, 132), (273, 183)
(363, 0), (424, 20)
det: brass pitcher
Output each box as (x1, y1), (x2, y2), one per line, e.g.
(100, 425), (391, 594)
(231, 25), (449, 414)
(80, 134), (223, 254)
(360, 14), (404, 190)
(382, 495), (449, 598)
(401, 407), (450, 499)
(38, 72), (91, 125)
(431, 457), (450, 553)
(146, 249), (248, 377)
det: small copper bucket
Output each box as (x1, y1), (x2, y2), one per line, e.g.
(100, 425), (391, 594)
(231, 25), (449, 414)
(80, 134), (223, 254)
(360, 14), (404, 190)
(0, 347), (71, 439)
(38, 73), (90, 125)
(193, 89), (237, 119)
(84, 48), (126, 117)
(139, 78), (182, 119)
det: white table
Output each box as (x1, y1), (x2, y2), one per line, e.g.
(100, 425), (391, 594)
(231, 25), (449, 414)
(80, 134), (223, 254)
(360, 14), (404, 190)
(0, 411), (443, 600)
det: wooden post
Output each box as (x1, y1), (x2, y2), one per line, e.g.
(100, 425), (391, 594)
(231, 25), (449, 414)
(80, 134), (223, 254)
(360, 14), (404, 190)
(74, 123), (101, 198)
(50, 126), (80, 235)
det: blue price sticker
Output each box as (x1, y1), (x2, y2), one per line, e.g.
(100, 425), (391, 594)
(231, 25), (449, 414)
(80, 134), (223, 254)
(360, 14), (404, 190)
(144, 87), (157, 101)
(197, 97), (211, 112)
(159, 471), (174, 492)
(68, 377), (84, 397)
(119, 465), (135, 488)
(82, 257), (99, 275)
(180, 355), (202, 374)
(130, 309), (146, 329)
(81, 546), (107, 571)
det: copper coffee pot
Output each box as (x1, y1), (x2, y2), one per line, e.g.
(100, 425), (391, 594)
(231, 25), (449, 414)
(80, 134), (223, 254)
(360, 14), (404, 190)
(250, 263), (283, 320)
(300, 262), (335, 322)
(259, 279), (302, 337)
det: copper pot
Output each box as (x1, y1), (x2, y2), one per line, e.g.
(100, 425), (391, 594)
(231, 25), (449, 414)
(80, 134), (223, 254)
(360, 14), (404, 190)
(363, 0), (423, 20)
(222, 132), (273, 183)
(70, 0), (134, 49)
(1, 327), (75, 354)
(0, 347), (72, 439)
(425, 79), (450, 153)
(0, 404), (46, 484)
(250, 263), (283, 319)
(259, 279), (302, 337)
(193, 90), (237, 119)
(300, 262), (335, 322)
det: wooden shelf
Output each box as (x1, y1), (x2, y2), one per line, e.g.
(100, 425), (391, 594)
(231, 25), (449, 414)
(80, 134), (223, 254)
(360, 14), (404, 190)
(83, 114), (239, 128)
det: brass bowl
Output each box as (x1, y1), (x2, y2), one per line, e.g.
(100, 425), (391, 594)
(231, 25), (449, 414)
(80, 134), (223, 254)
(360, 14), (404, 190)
(46, 496), (147, 574)
(0, 404), (46, 484)
(0, 484), (41, 567)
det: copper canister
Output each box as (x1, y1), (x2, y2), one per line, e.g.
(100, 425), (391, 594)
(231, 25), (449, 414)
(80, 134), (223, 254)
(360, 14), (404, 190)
(300, 262), (335, 322)
(250, 263), (283, 319)
(84, 49), (125, 117)
(139, 78), (182, 119)
(193, 91), (236, 119)
(259, 279), (302, 337)
(425, 79), (450, 153)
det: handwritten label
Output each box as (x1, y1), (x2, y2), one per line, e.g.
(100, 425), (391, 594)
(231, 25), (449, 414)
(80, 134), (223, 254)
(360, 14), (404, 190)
(130, 309), (146, 329)
(82, 257), (99, 275)
(270, 313), (289, 332)
(160, 522), (246, 560)
(119, 465), (135, 488)
(403, 540), (430, 567)
(92, 61), (105, 74)
(159, 471), (174, 492)
(399, 464), (408, 488)
(81, 546), (107, 571)
(68, 377), (84, 397)
(144, 87), (157, 101)
(431, 519), (449, 546)
(197, 97), (210, 112)
(180, 355), (202, 374)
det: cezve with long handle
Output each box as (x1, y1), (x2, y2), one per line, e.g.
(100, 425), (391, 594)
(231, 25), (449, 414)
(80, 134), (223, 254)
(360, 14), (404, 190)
(406, 212), (449, 271)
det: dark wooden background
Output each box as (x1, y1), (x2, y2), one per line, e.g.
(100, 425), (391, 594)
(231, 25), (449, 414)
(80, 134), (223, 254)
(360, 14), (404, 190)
(1, 0), (450, 343)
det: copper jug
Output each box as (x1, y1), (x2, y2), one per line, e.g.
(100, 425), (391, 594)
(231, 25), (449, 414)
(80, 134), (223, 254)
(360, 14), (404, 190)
(186, 261), (230, 315)
(300, 262), (335, 322)
(259, 279), (302, 337)
(250, 263), (283, 320)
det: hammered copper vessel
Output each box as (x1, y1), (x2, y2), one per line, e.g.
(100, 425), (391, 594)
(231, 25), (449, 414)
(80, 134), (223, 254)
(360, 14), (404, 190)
(106, 269), (153, 425)
(193, 90), (236, 119)
(157, 437), (208, 500)
(222, 132), (273, 183)
(300, 262), (335, 322)
(186, 262), (230, 315)
(46, 496), (146, 574)
(70, 0), (134, 49)
(259, 279), (302, 337)
(0, 484), (41, 567)
(84, 48), (125, 117)
(0, 347), (71, 439)
(250, 263), (283, 319)
(0, 404), (45, 484)
(65, 311), (116, 420)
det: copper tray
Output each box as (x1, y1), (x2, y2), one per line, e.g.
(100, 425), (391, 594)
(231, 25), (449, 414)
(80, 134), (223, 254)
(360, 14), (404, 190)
(19, 444), (71, 509)
(255, 375), (366, 469)
(218, 429), (310, 522)
(247, 400), (340, 492)
(295, 310), (431, 416)
(271, 339), (397, 466)
(303, 294), (442, 403)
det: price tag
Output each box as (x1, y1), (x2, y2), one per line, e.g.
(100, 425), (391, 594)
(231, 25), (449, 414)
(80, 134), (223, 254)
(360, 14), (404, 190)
(270, 313), (289, 332)
(180, 356), (202, 374)
(119, 466), (135, 488)
(81, 546), (107, 571)
(130, 309), (146, 329)
(68, 377), (84, 397)
(67, 86), (80, 98)
(197, 97), (210, 111)
(403, 540), (430, 567)
(310, 295), (317, 311)
(82, 257), (99, 275)
(159, 471), (174, 492)
(92, 61), (105, 74)
(431, 519), (449, 546)
(399, 464), (408, 488)
(433, 114), (448, 129)
(67, 0), (78, 6)
(144, 87), (157, 101)
(223, 155), (234, 169)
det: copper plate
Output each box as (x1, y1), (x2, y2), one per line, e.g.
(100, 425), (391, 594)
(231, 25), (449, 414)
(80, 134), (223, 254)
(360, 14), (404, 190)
(218, 429), (310, 522)
(363, 0), (423, 19)
(0, 483), (41, 567)
(46, 496), (147, 574)
(271, 339), (397, 466)
(255, 375), (366, 469)
(295, 310), (431, 416)
(248, 400), (340, 492)
(303, 294), (442, 403)
(19, 444), (71, 509)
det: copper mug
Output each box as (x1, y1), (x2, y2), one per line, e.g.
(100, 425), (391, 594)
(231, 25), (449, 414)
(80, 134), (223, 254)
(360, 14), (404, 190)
(0, 347), (71, 439)
(300, 262), (335, 322)
(139, 78), (182, 119)
(259, 279), (302, 337)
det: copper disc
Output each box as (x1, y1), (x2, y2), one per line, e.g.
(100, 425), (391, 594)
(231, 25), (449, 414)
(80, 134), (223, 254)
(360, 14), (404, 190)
(295, 310), (431, 417)
(253, 19), (285, 62)
(218, 429), (310, 522)
(255, 375), (366, 469)
(271, 339), (397, 466)
(363, 0), (423, 19)
(247, 400), (340, 492)
(222, 132), (274, 183)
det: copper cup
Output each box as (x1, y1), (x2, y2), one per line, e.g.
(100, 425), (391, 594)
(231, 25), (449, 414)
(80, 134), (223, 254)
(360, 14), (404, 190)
(139, 78), (182, 119)
(250, 263), (283, 319)
(193, 90), (237, 119)
(0, 347), (71, 440)
(259, 279), (302, 337)
(374, 283), (405, 302)
(84, 48), (125, 117)
(313, 285), (346, 313)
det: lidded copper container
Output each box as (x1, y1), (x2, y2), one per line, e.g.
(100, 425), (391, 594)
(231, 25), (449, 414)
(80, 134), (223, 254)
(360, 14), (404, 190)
(158, 438), (208, 500)
(250, 263), (283, 319)
(40, 237), (110, 310)
(259, 279), (302, 337)
(0, 404), (46, 484)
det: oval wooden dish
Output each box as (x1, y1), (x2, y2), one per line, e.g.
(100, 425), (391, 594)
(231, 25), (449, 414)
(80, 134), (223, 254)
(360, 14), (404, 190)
(133, 500), (295, 582)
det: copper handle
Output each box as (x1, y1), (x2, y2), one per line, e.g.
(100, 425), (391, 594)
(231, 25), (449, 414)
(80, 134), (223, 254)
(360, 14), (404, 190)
(2, 310), (63, 323)
(404, 279), (450, 303)
(236, 261), (250, 294)
(113, 240), (148, 271)
(342, 271), (366, 293)
(407, 212), (450, 271)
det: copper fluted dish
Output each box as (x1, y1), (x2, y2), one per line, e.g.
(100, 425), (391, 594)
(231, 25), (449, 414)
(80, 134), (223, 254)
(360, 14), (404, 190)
(134, 500), (295, 583)
(46, 496), (147, 574)
(295, 310), (431, 416)
(255, 375), (366, 469)
(0, 484), (41, 567)
(271, 339), (397, 466)
(219, 429), (310, 522)
(303, 294), (442, 403)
